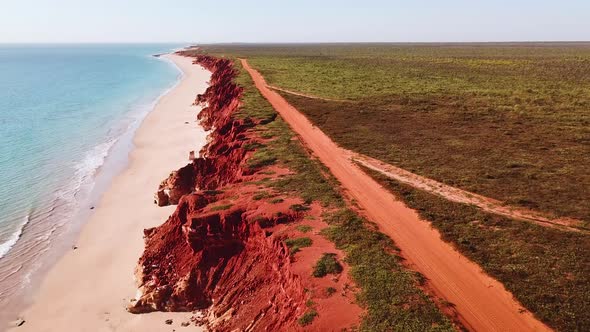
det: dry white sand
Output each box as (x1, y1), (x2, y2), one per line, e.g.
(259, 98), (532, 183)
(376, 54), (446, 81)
(9, 54), (209, 332)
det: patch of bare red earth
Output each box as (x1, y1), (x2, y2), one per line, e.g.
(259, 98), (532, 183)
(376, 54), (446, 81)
(241, 58), (552, 332)
(128, 55), (360, 331)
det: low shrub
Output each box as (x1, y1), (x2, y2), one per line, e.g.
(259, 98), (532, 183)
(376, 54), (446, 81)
(298, 310), (318, 326)
(285, 237), (312, 254)
(313, 253), (343, 277)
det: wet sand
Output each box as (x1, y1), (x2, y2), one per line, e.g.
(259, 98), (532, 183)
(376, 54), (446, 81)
(9, 54), (209, 332)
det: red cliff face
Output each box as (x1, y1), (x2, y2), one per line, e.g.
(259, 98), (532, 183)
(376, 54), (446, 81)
(155, 56), (247, 206)
(132, 190), (309, 331)
(130, 55), (310, 330)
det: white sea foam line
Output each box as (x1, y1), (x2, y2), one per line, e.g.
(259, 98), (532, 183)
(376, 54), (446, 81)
(0, 215), (30, 260)
(0, 210), (61, 302)
(75, 139), (118, 181)
(0, 137), (116, 263)
(0, 55), (180, 261)
(0, 52), (184, 297)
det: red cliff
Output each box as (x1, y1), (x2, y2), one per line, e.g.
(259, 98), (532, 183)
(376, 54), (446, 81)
(131, 55), (312, 330)
(155, 56), (247, 206)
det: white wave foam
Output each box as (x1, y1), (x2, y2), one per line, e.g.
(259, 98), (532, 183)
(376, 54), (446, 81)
(75, 140), (117, 180)
(0, 137), (118, 262)
(54, 139), (118, 205)
(0, 215), (30, 259)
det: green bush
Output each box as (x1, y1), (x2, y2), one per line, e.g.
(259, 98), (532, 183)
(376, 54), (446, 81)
(290, 204), (311, 212)
(247, 149), (277, 169)
(298, 310), (318, 326)
(253, 191), (270, 200)
(296, 225), (313, 233)
(313, 253), (343, 277)
(285, 237), (312, 254)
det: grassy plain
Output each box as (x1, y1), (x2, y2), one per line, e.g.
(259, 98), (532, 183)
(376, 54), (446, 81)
(200, 43), (590, 223)
(365, 166), (590, 331)
(194, 43), (590, 331)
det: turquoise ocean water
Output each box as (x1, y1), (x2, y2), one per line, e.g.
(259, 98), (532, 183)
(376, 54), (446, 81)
(0, 44), (183, 314)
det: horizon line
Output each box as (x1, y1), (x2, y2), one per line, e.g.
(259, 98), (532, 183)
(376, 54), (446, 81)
(1, 40), (590, 45)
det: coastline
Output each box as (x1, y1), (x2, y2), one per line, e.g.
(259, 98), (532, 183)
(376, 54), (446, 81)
(0, 45), (183, 323)
(8, 54), (209, 331)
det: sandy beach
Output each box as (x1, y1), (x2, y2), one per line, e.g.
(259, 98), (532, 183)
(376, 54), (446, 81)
(9, 54), (209, 332)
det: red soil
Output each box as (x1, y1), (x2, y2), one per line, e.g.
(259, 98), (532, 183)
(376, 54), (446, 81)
(129, 54), (360, 331)
(242, 58), (552, 332)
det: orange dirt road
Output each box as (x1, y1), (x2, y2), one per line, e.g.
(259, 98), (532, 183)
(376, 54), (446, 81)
(242, 59), (551, 332)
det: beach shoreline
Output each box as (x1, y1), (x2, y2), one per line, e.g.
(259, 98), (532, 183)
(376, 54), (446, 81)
(8, 53), (209, 331)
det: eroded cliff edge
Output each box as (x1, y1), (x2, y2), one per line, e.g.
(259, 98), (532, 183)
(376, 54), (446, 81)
(128, 55), (360, 331)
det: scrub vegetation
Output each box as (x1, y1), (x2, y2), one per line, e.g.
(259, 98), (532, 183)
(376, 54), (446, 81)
(312, 253), (343, 277)
(365, 166), (590, 332)
(192, 43), (590, 331)
(200, 43), (590, 223)
(285, 237), (313, 254)
(189, 51), (455, 331)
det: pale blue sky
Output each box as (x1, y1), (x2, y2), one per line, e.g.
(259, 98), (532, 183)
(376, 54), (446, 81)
(1, 0), (588, 43)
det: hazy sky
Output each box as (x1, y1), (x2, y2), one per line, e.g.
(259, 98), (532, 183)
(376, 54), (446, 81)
(1, 0), (589, 43)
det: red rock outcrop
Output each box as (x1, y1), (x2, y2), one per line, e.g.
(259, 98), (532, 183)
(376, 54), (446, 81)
(132, 191), (309, 330)
(154, 56), (249, 206)
(155, 164), (197, 206)
(130, 55), (310, 330)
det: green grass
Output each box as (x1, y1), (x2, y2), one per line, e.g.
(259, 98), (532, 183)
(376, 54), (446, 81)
(285, 237), (313, 254)
(322, 210), (453, 331)
(198, 43), (590, 224)
(313, 253), (343, 277)
(182, 51), (454, 331)
(252, 191), (271, 200)
(364, 166), (590, 332)
(210, 203), (233, 211)
(289, 204), (311, 212)
(247, 149), (277, 169)
(190, 44), (590, 330)
(243, 141), (264, 151)
(296, 225), (313, 233)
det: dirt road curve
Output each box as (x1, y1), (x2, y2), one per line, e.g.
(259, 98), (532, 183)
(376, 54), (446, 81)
(267, 84), (349, 102)
(354, 154), (586, 233)
(242, 59), (551, 332)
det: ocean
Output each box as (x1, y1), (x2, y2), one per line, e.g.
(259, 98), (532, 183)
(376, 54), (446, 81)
(0, 44), (183, 313)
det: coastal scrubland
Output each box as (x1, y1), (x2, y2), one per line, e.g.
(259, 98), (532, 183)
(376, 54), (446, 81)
(232, 58), (454, 330)
(193, 43), (590, 331)
(177, 49), (455, 331)
(364, 165), (590, 332)
(200, 43), (590, 223)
